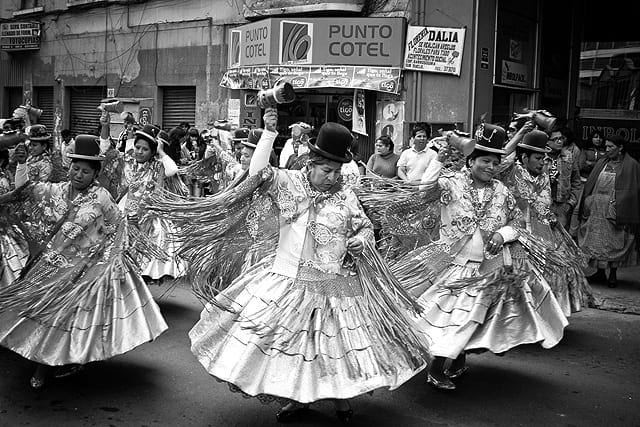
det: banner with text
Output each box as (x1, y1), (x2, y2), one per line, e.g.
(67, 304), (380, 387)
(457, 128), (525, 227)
(403, 26), (465, 76)
(220, 65), (401, 94)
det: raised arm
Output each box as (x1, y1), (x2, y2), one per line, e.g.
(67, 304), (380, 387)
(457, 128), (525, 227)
(249, 108), (279, 176)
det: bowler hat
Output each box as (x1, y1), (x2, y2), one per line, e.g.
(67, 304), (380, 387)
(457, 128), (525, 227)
(308, 122), (353, 163)
(473, 123), (506, 155)
(27, 124), (52, 141)
(232, 128), (250, 142)
(242, 128), (263, 149)
(135, 124), (160, 146)
(518, 130), (551, 153)
(67, 134), (105, 161)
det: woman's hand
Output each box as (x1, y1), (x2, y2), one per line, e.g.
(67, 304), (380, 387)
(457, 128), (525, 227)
(347, 237), (364, 257)
(485, 232), (504, 255)
(13, 143), (27, 164)
(263, 108), (278, 133)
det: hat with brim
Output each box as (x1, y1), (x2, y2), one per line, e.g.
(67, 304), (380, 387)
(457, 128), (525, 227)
(134, 124), (160, 146)
(66, 134), (105, 161)
(241, 128), (263, 149)
(308, 122), (353, 164)
(473, 123), (506, 155)
(27, 124), (52, 141)
(517, 129), (551, 153)
(232, 127), (250, 142)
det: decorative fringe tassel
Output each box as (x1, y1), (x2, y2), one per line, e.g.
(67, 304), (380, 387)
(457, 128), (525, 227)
(143, 173), (267, 306)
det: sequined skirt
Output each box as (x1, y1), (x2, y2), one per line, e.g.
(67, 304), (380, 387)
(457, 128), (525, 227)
(0, 229), (29, 287)
(0, 257), (168, 366)
(190, 256), (429, 404)
(413, 261), (568, 359)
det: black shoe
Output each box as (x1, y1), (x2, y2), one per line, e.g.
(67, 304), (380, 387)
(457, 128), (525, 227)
(336, 408), (353, 423)
(275, 405), (308, 423)
(427, 372), (456, 390)
(445, 365), (469, 379)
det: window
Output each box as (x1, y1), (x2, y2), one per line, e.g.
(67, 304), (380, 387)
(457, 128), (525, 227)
(13, 0), (43, 16)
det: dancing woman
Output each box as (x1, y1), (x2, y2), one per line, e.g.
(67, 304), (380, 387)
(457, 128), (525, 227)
(162, 110), (430, 422)
(392, 124), (568, 390)
(120, 124), (185, 283)
(0, 135), (167, 388)
(496, 129), (590, 316)
(24, 125), (53, 183)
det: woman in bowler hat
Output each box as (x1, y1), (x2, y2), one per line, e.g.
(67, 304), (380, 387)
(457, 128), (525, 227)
(391, 123), (568, 391)
(0, 134), (167, 389)
(120, 123), (184, 284)
(496, 129), (590, 317)
(170, 110), (430, 422)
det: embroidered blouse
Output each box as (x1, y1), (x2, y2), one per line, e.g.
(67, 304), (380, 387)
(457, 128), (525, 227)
(420, 160), (523, 264)
(26, 152), (53, 183)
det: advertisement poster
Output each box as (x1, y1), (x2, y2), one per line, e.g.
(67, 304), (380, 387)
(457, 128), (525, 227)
(403, 26), (465, 76)
(376, 100), (404, 151)
(228, 98), (241, 127)
(352, 89), (367, 136)
(220, 65), (401, 94)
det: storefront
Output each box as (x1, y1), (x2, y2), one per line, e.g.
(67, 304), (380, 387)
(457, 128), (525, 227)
(221, 17), (406, 161)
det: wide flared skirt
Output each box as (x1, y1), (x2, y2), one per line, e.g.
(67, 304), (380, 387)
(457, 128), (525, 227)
(530, 223), (591, 316)
(140, 216), (187, 280)
(190, 258), (428, 404)
(0, 260), (168, 366)
(414, 263), (568, 359)
(0, 231), (29, 287)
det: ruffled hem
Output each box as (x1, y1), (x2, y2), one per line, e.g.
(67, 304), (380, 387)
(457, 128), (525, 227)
(414, 263), (568, 359)
(0, 233), (29, 287)
(190, 258), (428, 403)
(140, 216), (187, 280)
(0, 262), (168, 365)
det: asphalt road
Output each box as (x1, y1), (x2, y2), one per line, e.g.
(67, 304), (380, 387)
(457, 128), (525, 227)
(1, 283), (639, 427)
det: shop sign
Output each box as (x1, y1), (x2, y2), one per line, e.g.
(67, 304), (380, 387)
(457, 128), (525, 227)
(403, 26), (465, 75)
(501, 60), (528, 87)
(228, 17), (405, 68)
(232, 21), (271, 67)
(0, 22), (40, 51)
(578, 117), (640, 144)
(221, 65), (402, 94)
(337, 97), (353, 122)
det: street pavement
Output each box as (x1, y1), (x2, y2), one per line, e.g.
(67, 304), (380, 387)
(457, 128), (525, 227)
(589, 266), (640, 315)
(1, 281), (639, 427)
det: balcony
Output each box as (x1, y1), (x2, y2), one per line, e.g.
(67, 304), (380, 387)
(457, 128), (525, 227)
(241, 0), (365, 20)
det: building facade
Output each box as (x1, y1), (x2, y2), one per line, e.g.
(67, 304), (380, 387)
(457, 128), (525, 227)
(1, 0), (636, 157)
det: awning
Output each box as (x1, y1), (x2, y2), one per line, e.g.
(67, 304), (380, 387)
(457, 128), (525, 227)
(220, 65), (402, 94)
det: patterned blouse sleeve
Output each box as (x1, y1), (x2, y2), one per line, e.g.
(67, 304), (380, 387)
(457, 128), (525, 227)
(346, 189), (375, 246)
(99, 188), (123, 236)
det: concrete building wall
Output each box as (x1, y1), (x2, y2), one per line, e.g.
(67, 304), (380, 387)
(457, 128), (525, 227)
(403, 0), (480, 132)
(0, 0), (244, 129)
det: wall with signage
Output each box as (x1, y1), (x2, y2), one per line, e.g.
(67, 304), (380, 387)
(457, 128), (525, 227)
(403, 0), (476, 131)
(223, 17), (405, 94)
(229, 17), (405, 68)
(0, 22), (40, 51)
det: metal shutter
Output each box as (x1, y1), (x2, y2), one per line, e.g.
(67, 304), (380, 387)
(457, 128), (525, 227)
(70, 86), (105, 135)
(34, 86), (54, 131)
(162, 86), (195, 130)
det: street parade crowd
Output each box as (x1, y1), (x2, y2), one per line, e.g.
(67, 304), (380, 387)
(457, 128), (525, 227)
(0, 95), (639, 423)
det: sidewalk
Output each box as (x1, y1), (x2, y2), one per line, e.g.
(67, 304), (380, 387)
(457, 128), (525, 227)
(588, 266), (640, 315)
